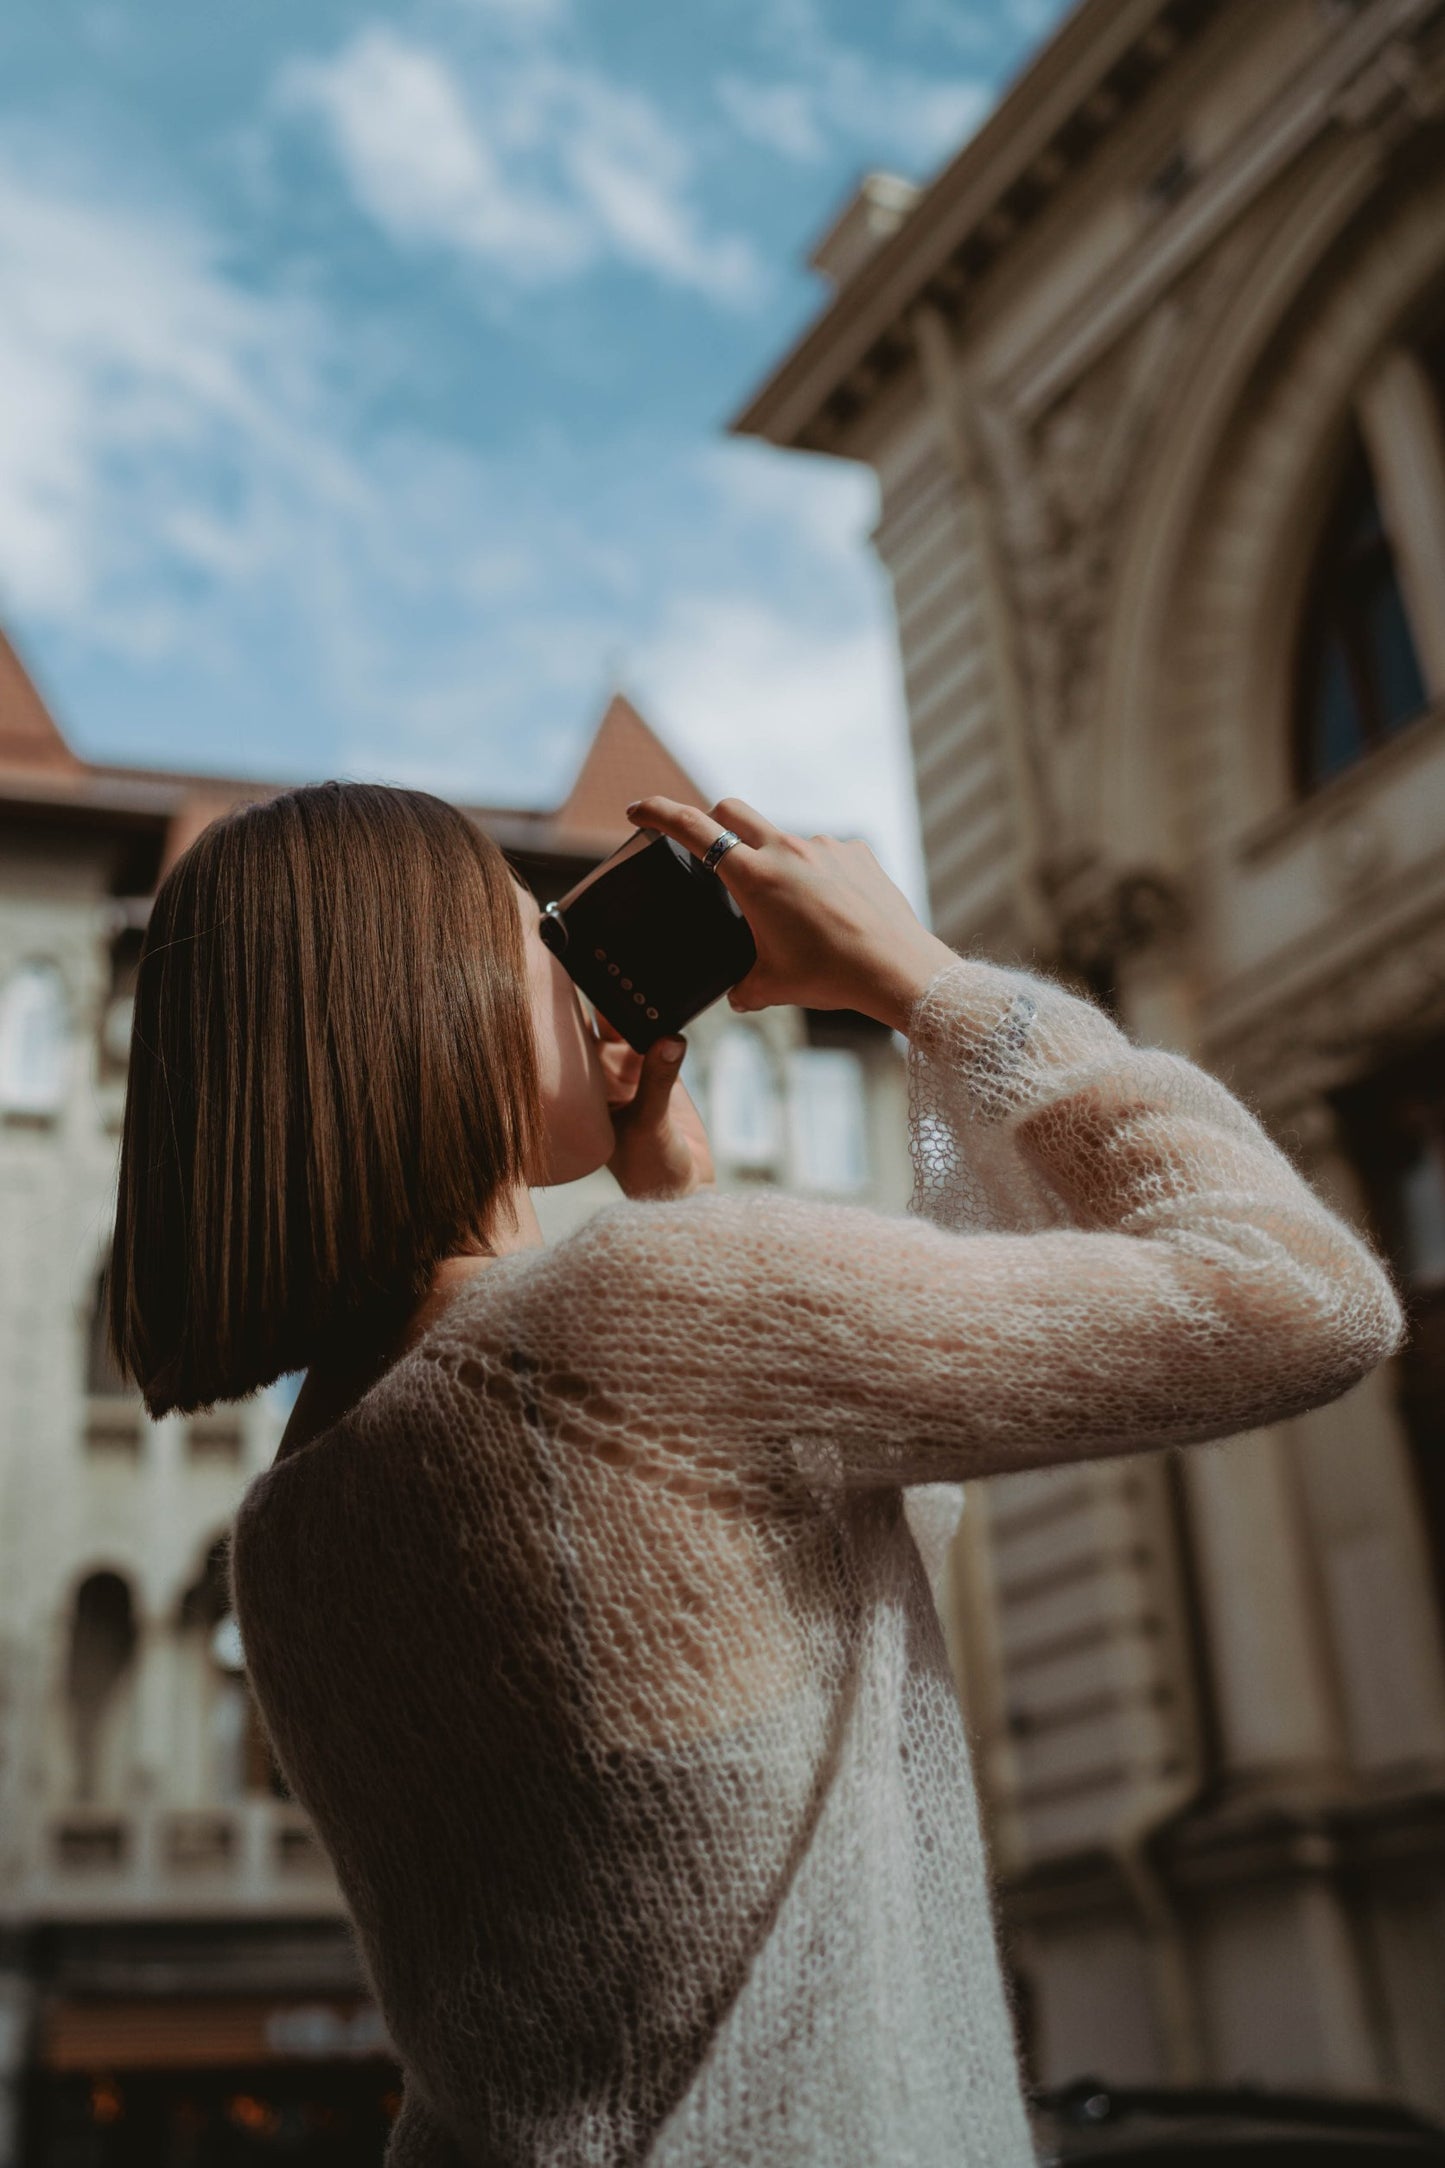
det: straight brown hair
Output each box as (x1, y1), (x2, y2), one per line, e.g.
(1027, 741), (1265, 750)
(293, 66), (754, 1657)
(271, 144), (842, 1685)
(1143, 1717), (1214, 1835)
(110, 782), (542, 1415)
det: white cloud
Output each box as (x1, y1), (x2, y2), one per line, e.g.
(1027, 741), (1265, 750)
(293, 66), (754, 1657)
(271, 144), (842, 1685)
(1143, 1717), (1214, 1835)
(898, 0), (1066, 52)
(453, 0), (565, 16)
(718, 2), (992, 174)
(0, 147), (921, 888)
(0, 145), (343, 625)
(633, 587), (924, 900)
(279, 32), (583, 277)
(280, 28), (762, 306)
(560, 73), (759, 302)
(716, 59), (990, 173)
(689, 439), (866, 573)
(1008, 0), (1071, 30)
(715, 78), (826, 164)
(628, 449), (926, 897)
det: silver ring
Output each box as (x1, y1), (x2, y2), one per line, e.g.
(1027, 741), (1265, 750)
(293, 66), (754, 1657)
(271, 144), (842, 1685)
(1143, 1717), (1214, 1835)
(701, 830), (741, 872)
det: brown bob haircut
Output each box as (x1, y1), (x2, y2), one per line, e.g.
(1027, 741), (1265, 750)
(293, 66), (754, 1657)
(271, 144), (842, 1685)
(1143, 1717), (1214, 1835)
(110, 782), (542, 1416)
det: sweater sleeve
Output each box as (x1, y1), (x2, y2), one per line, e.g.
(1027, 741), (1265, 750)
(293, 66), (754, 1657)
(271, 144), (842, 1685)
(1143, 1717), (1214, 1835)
(384, 2089), (470, 2168)
(489, 958), (1402, 1492)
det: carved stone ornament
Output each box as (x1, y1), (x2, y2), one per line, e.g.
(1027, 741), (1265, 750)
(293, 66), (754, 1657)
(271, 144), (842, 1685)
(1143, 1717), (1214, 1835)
(1053, 866), (1191, 978)
(1209, 917), (1445, 1114)
(970, 297), (1194, 751)
(1318, 808), (1391, 901)
(1331, 21), (1445, 146)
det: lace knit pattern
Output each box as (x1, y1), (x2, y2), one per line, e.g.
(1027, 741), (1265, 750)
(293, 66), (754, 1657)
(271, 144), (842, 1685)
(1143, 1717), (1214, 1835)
(230, 960), (1402, 2167)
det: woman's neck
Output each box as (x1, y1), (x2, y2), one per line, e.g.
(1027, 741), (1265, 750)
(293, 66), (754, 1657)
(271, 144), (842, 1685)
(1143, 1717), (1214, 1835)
(276, 1184), (545, 1460)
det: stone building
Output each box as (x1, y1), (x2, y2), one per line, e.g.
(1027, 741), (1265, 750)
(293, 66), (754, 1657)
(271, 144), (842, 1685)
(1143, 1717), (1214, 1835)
(739, 0), (1445, 2114)
(0, 655), (908, 2165)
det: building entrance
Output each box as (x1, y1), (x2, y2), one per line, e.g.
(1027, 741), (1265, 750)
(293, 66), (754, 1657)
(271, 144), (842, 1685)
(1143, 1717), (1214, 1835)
(26, 2060), (401, 2165)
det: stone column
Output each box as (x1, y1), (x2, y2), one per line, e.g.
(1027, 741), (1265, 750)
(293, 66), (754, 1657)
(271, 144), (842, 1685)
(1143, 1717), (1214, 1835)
(1113, 945), (1387, 2089)
(1356, 346), (1445, 698)
(1284, 1098), (1445, 1779)
(910, 301), (1056, 955)
(1113, 941), (1351, 1802)
(1181, 1429), (1347, 1792)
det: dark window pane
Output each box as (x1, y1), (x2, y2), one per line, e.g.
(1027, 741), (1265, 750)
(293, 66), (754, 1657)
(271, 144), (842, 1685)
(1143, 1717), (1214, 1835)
(1295, 435), (1431, 792)
(1364, 567), (1429, 735)
(1344, 487), (1385, 554)
(1400, 1136), (1445, 1290)
(86, 1267), (128, 1396)
(1309, 636), (1368, 783)
(1336, 1045), (1445, 1661)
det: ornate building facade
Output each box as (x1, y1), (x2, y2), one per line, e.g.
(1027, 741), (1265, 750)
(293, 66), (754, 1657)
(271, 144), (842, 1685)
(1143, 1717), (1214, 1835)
(740, 0), (1445, 2114)
(0, 664), (909, 2165)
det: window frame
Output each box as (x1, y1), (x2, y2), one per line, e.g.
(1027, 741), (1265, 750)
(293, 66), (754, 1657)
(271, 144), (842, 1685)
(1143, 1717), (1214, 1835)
(1292, 432), (1430, 796)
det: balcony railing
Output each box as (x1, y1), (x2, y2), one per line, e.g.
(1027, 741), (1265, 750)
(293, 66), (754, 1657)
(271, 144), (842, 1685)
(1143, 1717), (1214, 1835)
(32, 1798), (339, 1914)
(52, 1812), (128, 1871)
(82, 1398), (144, 1458)
(185, 1412), (245, 1463)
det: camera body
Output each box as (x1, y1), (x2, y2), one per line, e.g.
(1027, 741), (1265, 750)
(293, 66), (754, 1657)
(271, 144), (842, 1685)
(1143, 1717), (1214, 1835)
(539, 829), (756, 1051)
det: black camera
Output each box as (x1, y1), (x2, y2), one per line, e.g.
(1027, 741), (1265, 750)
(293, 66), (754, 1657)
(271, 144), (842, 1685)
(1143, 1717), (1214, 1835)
(538, 829), (757, 1052)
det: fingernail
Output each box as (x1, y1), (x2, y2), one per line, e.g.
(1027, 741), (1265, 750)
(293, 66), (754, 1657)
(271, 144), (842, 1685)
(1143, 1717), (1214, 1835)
(659, 1038), (685, 1062)
(625, 800), (641, 818)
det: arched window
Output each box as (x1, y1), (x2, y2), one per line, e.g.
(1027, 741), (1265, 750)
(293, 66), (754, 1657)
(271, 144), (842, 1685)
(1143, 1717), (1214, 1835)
(100, 924), (144, 1081)
(179, 1539), (283, 1801)
(709, 1029), (782, 1175)
(86, 1266), (129, 1399)
(67, 1571), (138, 1803)
(1295, 437), (1428, 791)
(1338, 1043), (1445, 1622)
(0, 959), (69, 1116)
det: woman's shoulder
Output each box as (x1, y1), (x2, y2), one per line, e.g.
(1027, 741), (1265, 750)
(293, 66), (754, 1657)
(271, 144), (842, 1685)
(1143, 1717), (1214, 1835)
(231, 1270), (531, 1611)
(521, 1186), (880, 1287)
(236, 1182), (893, 1524)
(466, 1190), (911, 1387)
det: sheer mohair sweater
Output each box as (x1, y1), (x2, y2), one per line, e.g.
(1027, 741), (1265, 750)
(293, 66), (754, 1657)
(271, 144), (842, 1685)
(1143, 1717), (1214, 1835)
(230, 960), (1402, 2168)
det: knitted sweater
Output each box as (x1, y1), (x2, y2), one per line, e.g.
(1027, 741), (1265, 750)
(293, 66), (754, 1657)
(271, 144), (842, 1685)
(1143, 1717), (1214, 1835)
(230, 960), (1402, 2168)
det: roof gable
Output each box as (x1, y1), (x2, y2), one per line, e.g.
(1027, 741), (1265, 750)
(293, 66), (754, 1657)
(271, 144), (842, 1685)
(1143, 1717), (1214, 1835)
(0, 633), (81, 775)
(552, 693), (710, 844)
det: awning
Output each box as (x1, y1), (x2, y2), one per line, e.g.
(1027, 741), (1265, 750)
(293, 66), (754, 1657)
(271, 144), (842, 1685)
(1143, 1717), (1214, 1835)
(40, 1997), (394, 2071)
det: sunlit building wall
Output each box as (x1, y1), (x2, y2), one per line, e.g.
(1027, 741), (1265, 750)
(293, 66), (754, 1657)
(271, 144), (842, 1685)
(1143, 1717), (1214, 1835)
(740, 0), (1445, 2113)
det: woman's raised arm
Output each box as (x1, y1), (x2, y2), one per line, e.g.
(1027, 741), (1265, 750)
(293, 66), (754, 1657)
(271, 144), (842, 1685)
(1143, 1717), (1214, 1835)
(509, 947), (1402, 1494)
(466, 797), (1402, 1493)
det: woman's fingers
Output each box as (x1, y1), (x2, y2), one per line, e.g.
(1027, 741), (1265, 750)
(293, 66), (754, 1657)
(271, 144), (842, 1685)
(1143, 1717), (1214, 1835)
(606, 1036), (713, 1201)
(625, 1035), (688, 1124)
(622, 789), (947, 1028)
(707, 797), (779, 848)
(625, 796), (732, 863)
(625, 794), (779, 863)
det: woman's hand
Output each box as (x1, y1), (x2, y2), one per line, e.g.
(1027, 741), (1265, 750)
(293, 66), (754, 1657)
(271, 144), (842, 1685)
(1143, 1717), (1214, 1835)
(596, 1014), (716, 1201)
(624, 795), (958, 1034)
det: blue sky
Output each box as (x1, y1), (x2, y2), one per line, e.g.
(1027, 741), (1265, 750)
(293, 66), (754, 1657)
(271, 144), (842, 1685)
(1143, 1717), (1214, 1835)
(0, 0), (1068, 886)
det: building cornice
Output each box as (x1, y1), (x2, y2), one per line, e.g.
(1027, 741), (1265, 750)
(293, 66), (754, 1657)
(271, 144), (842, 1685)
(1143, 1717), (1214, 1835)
(731, 0), (1220, 453)
(1005, 0), (1445, 420)
(0, 768), (621, 869)
(0, 693), (694, 868)
(1201, 839), (1445, 1112)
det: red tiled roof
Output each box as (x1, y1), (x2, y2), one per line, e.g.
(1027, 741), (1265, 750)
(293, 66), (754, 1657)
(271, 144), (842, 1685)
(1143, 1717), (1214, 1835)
(0, 632), (81, 775)
(0, 663), (709, 876)
(552, 693), (710, 845)
(157, 785), (273, 878)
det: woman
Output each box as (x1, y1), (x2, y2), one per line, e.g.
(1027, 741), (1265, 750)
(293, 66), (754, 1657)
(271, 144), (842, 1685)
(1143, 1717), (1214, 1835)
(110, 781), (1400, 2167)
